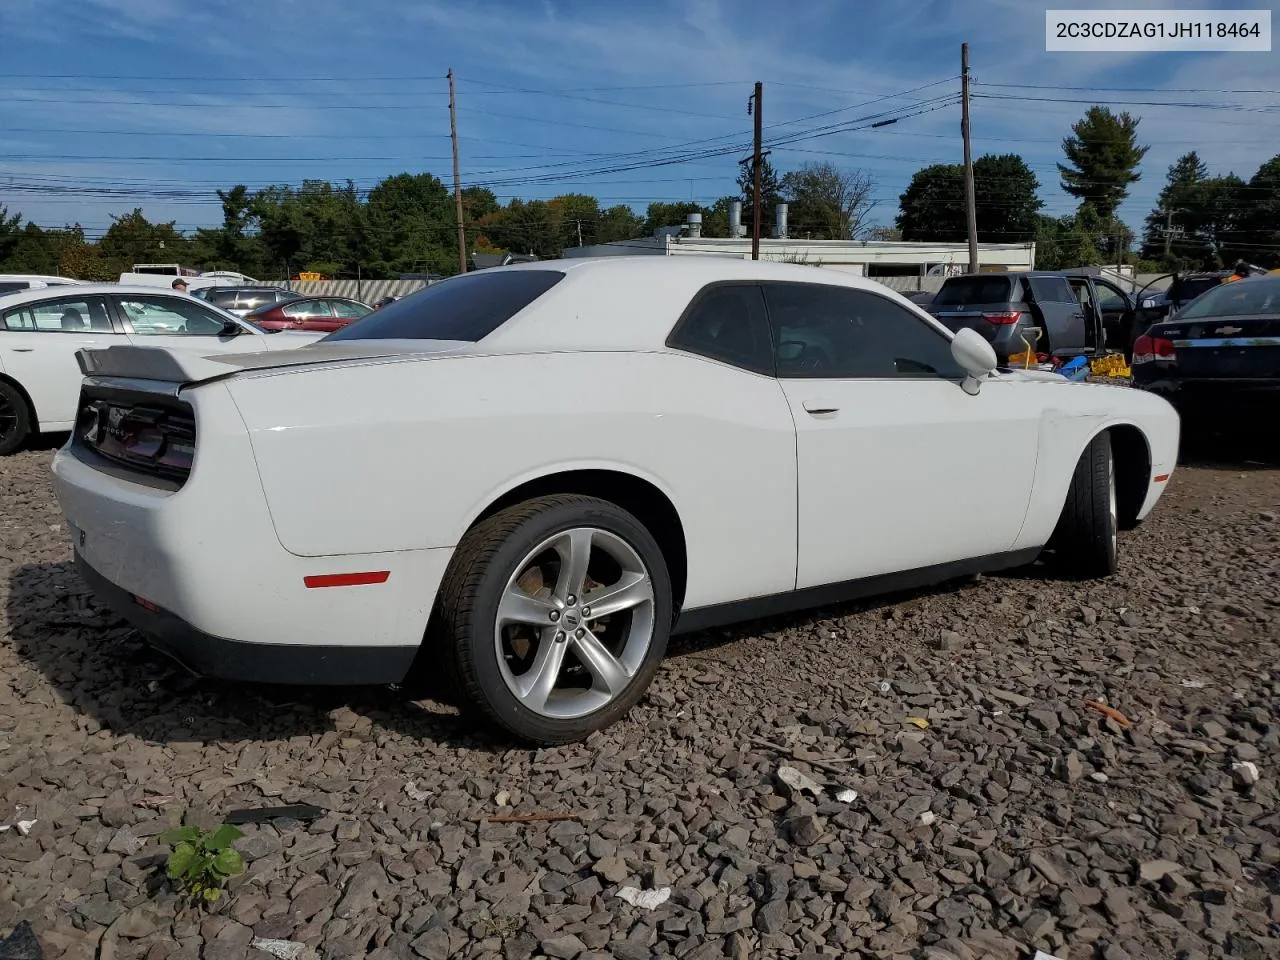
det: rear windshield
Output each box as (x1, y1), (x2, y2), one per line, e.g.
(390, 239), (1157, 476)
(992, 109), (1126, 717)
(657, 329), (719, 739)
(1177, 277), (1280, 319)
(933, 276), (1013, 306)
(323, 270), (565, 342)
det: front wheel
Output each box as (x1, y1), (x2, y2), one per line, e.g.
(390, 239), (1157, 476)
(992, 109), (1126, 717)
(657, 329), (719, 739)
(1050, 432), (1118, 578)
(0, 382), (32, 456)
(431, 494), (672, 745)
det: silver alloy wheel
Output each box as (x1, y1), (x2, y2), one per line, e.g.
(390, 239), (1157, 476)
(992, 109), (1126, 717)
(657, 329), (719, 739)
(1107, 450), (1118, 555)
(494, 526), (656, 719)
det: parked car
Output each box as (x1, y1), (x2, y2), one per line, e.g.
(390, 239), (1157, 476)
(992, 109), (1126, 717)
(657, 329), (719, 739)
(52, 259), (1178, 744)
(0, 274), (85, 296)
(1131, 273), (1280, 423)
(0, 284), (323, 455)
(194, 285), (302, 317)
(245, 296), (372, 332)
(1134, 271), (1234, 334)
(925, 272), (1106, 363)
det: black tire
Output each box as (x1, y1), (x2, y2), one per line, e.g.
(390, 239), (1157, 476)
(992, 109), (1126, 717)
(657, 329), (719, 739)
(430, 494), (672, 745)
(1050, 432), (1118, 578)
(0, 381), (32, 456)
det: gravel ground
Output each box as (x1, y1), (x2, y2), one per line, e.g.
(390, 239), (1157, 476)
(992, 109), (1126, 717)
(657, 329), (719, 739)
(1, 434), (1278, 960)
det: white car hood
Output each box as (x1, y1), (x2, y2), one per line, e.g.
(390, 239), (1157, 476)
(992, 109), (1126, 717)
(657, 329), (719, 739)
(76, 338), (473, 385)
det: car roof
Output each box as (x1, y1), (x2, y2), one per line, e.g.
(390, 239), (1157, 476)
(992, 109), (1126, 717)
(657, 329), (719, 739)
(468, 256), (958, 352)
(0, 283), (205, 307)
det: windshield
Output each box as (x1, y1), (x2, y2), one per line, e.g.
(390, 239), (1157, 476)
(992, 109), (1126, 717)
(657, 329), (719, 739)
(1176, 277), (1280, 320)
(322, 269), (565, 342)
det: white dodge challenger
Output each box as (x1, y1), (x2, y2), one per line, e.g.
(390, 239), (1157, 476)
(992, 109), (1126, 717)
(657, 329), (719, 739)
(52, 258), (1179, 744)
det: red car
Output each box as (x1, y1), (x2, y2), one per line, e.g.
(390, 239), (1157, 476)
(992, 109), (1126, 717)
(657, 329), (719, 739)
(244, 296), (372, 333)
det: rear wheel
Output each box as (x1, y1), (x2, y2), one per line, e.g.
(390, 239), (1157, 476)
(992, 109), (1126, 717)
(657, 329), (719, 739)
(1050, 432), (1118, 578)
(431, 494), (672, 745)
(0, 382), (32, 456)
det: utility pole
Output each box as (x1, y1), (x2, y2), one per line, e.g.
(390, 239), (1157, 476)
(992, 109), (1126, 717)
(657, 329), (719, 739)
(576, 219), (583, 247)
(960, 43), (979, 275)
(750, 81), (763, 261)
(1163, 207), (1173, 258)
(447, 69), (467, 275)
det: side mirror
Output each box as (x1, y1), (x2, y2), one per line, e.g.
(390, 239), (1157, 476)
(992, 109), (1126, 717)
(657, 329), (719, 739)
(951, 327), (997, 395)
(219, 319), (242, 337)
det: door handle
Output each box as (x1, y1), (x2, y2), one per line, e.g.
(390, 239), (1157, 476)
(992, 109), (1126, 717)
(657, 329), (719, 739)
(12, 347), (33, 352)
(802, 398), (840, 415)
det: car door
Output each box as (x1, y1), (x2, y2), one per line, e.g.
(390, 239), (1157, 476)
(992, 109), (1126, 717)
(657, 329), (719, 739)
(762, 281), (1042, 589)
(0, 294), (123, 427)
(280, 298), (338, 331)
(328, 298), (372, 329)
(1026, 275), (1087, 355)
(1066, 277), (1104, 353)
(1091, 278), (1135, 352)
(113, 292), (264, 356)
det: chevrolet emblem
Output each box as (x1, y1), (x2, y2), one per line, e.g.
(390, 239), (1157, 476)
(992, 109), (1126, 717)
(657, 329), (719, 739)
(1215, 325), (1243, 335)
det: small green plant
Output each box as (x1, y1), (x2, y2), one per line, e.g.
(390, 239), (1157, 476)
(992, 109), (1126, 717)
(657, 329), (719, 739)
(160, 823), (246, 907)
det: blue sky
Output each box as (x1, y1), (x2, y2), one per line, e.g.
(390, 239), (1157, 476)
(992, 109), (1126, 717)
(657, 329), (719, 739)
(1, 0), (1277, 244)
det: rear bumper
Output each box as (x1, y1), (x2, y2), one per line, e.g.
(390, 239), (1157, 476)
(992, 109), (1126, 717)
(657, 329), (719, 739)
(1134, 376), (1280, 411)
(75, 553), (417, 685)
(51, 384), (454, 685)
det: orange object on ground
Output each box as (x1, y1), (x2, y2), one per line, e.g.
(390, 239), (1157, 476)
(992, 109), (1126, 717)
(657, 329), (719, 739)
(1084, 699), (1132, 728)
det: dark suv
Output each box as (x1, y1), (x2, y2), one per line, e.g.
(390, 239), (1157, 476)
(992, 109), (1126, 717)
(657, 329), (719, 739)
(195, 286), (301, 317)
(925, 272), (1119, 363)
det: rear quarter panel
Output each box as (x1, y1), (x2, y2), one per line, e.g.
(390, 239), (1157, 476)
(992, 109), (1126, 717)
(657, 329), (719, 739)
(223, 350), (800, 609)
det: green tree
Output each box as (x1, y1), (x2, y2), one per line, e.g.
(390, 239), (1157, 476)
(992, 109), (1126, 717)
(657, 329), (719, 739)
(96, 209), (188, 278)
(549, 193), (601, 250)
(0, 205), (22, 267)
(1058, 106), (1149, 220)
(642, 201), (705, 237)
(896, 164), (965, 241)
(365, 172), (454, 275)
(780, 162), (875, 240)
(897, 155), (1041, 243)
(596, 204), (645, 243)
(738, 156), (783, 234)
(1140, 152), (1208, 267)
(1236, 154), (1280, 267)
(972, 154), (1043, 243)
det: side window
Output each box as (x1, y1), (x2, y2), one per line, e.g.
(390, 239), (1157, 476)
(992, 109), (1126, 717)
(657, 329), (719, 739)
(1028, 276), (1075, 304)
(667, 283), (773, 375)
(2, 296), (115, 333)
(1069, 280), (1093, 310)
(330, 300), (371, 320)
(763, 283), (966, 380)
(1095, 283), (1127, 311)
(117, 295), (231, 336)
(283, 300), (332, 318)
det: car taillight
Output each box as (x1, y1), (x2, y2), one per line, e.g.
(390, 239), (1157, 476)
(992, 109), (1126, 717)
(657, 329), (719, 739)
(982, 311), (1021, 325)
(1132, 335), (1175, 365)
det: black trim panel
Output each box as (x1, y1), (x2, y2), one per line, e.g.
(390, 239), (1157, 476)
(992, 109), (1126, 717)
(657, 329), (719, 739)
(75, 553), (417, 685)
(671, 547), (1042, 635)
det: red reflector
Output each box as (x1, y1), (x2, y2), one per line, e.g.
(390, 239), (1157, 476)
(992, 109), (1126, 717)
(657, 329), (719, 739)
(1154, 474), (1170, 482)
(303, 571), (391, 589)
(982, 311), (1021, 325)
(133, 595), (160, 612)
